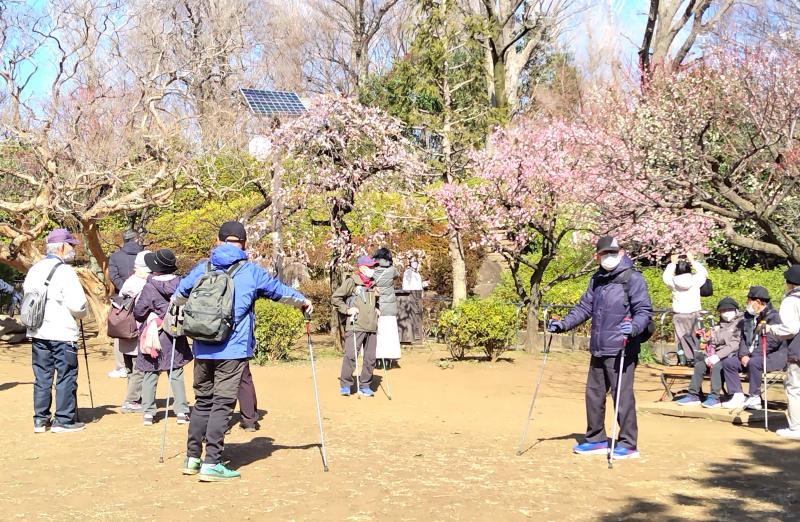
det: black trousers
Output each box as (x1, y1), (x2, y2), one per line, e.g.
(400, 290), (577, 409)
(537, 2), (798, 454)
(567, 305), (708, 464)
(187, 358), (247, 465)
(237, 362), (258, 428)
(585, 351), (638, 450)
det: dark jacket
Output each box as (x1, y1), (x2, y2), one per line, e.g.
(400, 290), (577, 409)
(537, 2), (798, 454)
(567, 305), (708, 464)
(108, 241), (143, 293)
(373, 262), (398, 316)
(561, 255), (653, 357)
(174, 244), (306, 360)
(737, 305), (786, 359)
(133, 274), (192, 372)
(331, 274), (379, 333)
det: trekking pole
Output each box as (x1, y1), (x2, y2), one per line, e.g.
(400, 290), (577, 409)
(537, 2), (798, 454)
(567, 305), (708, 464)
(761, 322), (768, 432)
(79, 320), (95, 418)
(159, 311), (180, 464)
(381, 358), (392, 400)
(516, 306), (553, 456)
(608, 322), (630, 470)
(351, 314), (361, 399)
(305, 312), (330, 472)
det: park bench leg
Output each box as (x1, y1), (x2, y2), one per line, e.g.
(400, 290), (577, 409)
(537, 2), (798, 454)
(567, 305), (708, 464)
(660, 373), (673, 402)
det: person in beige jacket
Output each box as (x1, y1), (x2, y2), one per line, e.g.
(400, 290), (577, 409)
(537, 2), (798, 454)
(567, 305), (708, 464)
(677, 297), (742, 409)
(332, 255), (380, 397)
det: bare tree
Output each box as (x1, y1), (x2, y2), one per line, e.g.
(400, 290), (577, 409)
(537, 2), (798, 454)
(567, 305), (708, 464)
(639, 0), (736, 81)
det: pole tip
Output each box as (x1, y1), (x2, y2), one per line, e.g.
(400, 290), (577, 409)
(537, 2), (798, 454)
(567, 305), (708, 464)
(324, 466), (330, 472)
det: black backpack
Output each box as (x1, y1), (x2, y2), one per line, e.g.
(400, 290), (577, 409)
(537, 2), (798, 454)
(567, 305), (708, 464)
(699, 278), (713, 297)
(619, 268), (655, 343)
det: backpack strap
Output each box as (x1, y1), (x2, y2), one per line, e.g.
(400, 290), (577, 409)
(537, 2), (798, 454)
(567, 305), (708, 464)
(618, 268), (634, 313)
(44, 261), (63, 289)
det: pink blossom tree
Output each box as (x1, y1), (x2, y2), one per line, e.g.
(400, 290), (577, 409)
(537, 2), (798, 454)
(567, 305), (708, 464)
(438, 117), (712, 349)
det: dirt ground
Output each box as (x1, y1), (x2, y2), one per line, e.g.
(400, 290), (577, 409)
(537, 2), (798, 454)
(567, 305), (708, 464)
(1, 336), (799, 522)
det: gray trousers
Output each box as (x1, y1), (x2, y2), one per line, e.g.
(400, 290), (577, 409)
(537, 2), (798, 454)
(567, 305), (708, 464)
(340, 331), (377, 390)
(688, 352), (723, 399)
(585, 352), (638, 450)
(141, 366), (189, 416)
(673, 312), (700, 360)
(786, 363), (800, 430)
(122, 353), (143, 405)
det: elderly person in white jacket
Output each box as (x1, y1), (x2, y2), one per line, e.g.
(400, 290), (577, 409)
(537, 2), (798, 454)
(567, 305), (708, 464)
(24, 229), (88, 433)
(663, 253), (708, 364)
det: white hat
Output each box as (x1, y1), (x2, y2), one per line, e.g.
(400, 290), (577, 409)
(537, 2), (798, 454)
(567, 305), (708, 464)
(134, 250), (152, 272)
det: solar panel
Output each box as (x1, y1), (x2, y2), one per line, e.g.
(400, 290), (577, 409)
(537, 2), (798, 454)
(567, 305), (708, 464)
(240, 88), (307, 116)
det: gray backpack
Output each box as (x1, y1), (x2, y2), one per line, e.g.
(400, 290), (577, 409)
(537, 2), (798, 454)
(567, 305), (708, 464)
(182, 260), (245, 343)
(20, 262), (63, 329)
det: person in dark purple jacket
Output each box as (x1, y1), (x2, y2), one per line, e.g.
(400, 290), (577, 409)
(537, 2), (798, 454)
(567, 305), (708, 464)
(133, 249), (193, 426)
(548, 236), (653, 460)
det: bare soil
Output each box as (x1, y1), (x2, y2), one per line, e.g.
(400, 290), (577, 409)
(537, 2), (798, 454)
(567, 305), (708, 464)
(1, 336), (799, 521)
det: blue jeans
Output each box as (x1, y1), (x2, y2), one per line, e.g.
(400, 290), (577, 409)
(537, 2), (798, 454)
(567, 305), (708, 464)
(32, 338), (79, 425)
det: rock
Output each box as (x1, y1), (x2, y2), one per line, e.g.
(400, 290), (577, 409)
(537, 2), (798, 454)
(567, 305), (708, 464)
(0, 332), (27, 344)
(0, 314), (25, 335)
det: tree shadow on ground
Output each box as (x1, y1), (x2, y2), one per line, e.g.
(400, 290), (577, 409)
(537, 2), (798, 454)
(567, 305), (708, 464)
(0, 381), (31, 392)
(77, 404), (117, 423)
(224, 436), (320, 469)
(600, 438), (800, 521)
(439, 355), (516, 364)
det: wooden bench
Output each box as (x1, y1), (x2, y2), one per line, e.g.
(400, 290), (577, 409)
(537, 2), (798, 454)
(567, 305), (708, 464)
(651, 364), (786, 402)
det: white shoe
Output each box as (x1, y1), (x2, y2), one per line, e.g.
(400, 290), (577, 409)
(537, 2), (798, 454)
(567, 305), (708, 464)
(777, 428), (800, 440)
(107, 368), (127, 378)
(143, 414), (154, 426)
(744, 396), (763, 410)
(722, 392), (747, 408)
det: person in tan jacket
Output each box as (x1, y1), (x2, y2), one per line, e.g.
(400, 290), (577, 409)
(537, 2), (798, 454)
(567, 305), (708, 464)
(677, 297), (743, 408)
(332, 255), (380, 397)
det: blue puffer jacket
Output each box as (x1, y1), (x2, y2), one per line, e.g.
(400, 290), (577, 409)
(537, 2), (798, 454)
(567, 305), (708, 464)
(175, 244), (306, 360)
(561, 255), (653, 357)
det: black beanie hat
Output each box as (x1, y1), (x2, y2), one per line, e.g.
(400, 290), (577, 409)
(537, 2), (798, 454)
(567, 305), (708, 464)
(784, 265), (800, 286)
(747, 285), (770, 302)
(716, 296), (739, 311)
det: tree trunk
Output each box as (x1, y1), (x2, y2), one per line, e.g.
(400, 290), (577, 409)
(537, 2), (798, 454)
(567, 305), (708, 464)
(75, 268), (110, 342)
(81, 220), (113, 296)
(449, 230), (467, 305)
(271, 167), (285, 282)
(525, 287), (541, 353)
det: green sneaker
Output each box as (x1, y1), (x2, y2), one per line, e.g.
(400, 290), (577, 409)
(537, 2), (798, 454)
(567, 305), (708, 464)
(182, 456), (202, 475)
(198, 463), (240, 482)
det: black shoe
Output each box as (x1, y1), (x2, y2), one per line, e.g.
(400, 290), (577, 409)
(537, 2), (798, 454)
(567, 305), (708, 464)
(33, 418), (52, 433)
(51, 422), (86, 433)
(240, 421), (260, 433)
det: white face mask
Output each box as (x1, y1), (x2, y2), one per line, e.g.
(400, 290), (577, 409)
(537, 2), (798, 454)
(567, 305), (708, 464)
(360, 267), (375, 278)
(63, 249), (76, 263)
(746, 304), (758, 316)
(600, 253), (621, 271)
(411, 261), (419, 270)
(720, 311), (737, 322)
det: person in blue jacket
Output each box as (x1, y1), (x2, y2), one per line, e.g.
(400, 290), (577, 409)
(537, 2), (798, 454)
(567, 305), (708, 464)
(548, 236), (652, 460)
(173, 221), (312, 482)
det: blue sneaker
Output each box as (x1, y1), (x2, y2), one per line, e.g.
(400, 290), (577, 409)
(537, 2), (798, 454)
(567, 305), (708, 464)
(676, 395), (700, 406)
(340, 386), (351, 396)
(701, 396), (721, 409)
(612, 445), (640, 460)
(573, 441), (608, 455)
(358, 387), (374, 397)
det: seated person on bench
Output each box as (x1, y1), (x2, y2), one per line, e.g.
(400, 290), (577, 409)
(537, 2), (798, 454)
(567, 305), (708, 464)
(721, 286), (788, 410)
(677, 297), (743, 408)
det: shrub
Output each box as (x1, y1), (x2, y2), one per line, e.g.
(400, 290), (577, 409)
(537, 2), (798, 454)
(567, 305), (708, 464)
(438, 298), (517, 362)
(252, 299), (304, 364)
(300, 278), (332, 333)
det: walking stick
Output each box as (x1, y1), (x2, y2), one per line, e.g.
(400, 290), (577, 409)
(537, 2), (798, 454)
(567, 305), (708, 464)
(381, 358), (393, 400)
(305, 311), (330, 472)
(159, 310), (180, 464)
(79, 320), (95, 418)
(761, 322), (768, 432)
(516, 307), (553, 456)
(608, 323), (630, 470)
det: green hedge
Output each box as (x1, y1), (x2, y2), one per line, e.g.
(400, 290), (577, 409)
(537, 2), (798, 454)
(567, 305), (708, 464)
(438, 298), (517, 362)
(253, 299), (305, 364)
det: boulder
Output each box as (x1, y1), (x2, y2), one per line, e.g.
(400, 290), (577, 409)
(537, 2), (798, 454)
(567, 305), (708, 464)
(0, 314), (25, 335)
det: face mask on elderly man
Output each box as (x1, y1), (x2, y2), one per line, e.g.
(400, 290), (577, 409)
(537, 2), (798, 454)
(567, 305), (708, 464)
(600, 253), (621, 271)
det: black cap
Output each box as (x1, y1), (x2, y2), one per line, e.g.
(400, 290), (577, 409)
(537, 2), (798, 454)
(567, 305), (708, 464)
(218, 221), (247, 242)
(716, 296), (739, 311)
(595, 235), (620, 254)
(784, 265), (800, 285)
(747, 285), (770, 302)
(144, 249), (177, 274)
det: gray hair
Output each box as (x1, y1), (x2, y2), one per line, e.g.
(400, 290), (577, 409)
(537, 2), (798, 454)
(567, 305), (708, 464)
(45, 243), (65, 256)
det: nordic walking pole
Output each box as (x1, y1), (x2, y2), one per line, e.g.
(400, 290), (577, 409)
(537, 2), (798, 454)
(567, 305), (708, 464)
(608, 321), (630, 470)
(381, 358), (392, 400)
(761, 322), (768, 432)
(351, 314), (361, 399)
(79, 320), (95, 417)
(159, 310), (180, 464)
(305, 311), (329, 472)
(516, 306), (553, 456)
